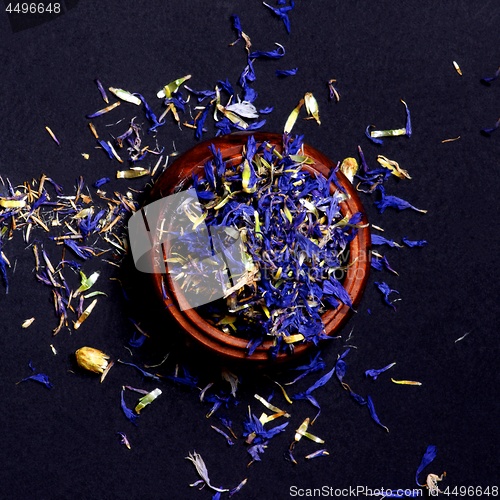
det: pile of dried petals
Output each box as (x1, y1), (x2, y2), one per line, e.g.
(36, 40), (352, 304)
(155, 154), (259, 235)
(166, 134), (363, 356)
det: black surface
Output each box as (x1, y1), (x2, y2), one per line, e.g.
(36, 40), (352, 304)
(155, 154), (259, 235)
(1, 1), (499, 499)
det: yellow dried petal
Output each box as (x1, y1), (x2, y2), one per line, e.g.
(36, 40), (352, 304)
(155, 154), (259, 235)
(340, 157), (359, 183)
(283, 333), (305, 344)
(391, 378), (422, 386)
(284, 98), (304, 134)
(304, 92), (321, 125)
(22, 317), (35, 328)
(377, 155), (411, 180)
(0, 198), (26, 208)
(116, 168), (150, 179)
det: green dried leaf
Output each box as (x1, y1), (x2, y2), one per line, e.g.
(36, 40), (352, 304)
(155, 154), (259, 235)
(157, 75), (192, 99)
(135, 388), (162, 413)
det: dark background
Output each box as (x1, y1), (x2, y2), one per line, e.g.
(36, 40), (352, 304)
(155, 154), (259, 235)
(1, 1), (498, 499)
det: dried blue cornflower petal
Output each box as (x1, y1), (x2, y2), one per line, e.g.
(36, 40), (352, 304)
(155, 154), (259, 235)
(247, 443), (267, 462)
(286, 351), (326, 385)
(229, 478), (248, 497)
(240, 119), (266, 131)
(243, 412), (289, 443)
(211, 425), (235, 446)
(259, 106), (274, 114)
(374, 281), (400, 310)
(95, 78), (109, 103)
(215, 117), (234, 136)
(0, 239), (9, 293)
(97, 139), (115, 160)
(230, 14), (246, 47)
(263, 1), (295, 33)
(366, 395), (389, 432)
(357, 145), (370, 175)
(117, 360), (160, 381)
(292, 366), (335, 422)
(276, 68), (298, 77)
(402, 237), (428, 248)
(86, 101), (121, 119)
(93, 177), (110, 188)
(480, 66), (500, 86)
(249, 43), (286, 59)
(63, 240), (95, 260)
(371, 234), (403, 248)
(415, 445), (438, 485)
(371, 254), (398, 275)
(20, 372), (53, 389)
(375, 186), (427, 214)
(195, 105), (212, 140)
(480, 118), (500, 136)
(128, 331), (147, 348)
(365, 362), (396, 380)
(217, 79), (235, 96)
(365, 125), (384, 145)
(323, 278), (353, 307)
(334, 349), (351, 384)
(116, 431), (131, 449)
(79, 210), (106, 238)
(134, 93), (165, 132)
(185, 86), (216, 103)
(305, 449), (330, 460)
(166, 366), (199, 388)
(401, 99), (412, 137)
(120, 387), (139, 425)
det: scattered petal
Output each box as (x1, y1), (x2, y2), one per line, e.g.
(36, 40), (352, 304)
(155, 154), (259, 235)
(22, 317), (35, 328)
(365, 362), (396, 380)
(366, 395), (389, 432)
(135, 388), (162, 413)
(415, 445), (438, 486)
(391, 378), (422, 386)
(108, 87), (142, 106)
(186, 451), (229, 493)
(116, 432), (131, 449)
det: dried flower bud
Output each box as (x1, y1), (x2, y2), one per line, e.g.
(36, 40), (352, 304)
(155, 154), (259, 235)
(75, 346), (110, 374)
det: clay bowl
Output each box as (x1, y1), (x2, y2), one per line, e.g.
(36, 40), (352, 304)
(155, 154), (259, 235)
(146, 132), (370, 366)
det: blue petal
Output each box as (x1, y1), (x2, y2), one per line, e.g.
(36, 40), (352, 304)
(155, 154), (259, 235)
(120, 389), (139, 426)
(415, 445), (437, 485)
(365, 125), (384, 145)
(21, 373), (53, 389)
(366, 395), (389, 432)
(374, 281), (400, 310)
(365, 362), (396, 380)
(276, 68), (298, 77)
(402, 237), (428, 248)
